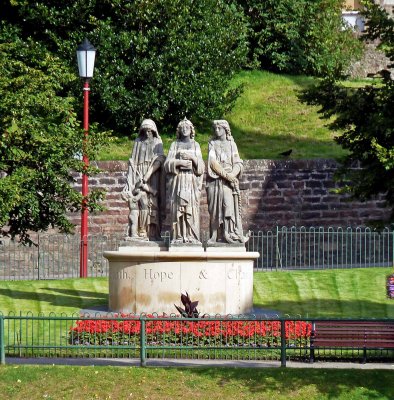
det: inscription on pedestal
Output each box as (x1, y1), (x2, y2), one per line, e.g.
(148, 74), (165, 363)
(199, 270), (208, 279)
(227, 268), (247, 280)
(118, 267), (248, 282)
(106, 250), (259, 315)
(117, 271), (133, 280)
(144, 268), (174, 282)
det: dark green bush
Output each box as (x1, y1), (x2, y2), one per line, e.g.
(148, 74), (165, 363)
(5, 0), (248, 134)
(301, 0), (394, 223)
(0, 24), (107, 242)
(239, 0), (362, 77)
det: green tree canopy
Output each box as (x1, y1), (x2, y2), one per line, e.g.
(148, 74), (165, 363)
(3, 0), (248, 135)
(0, 0), (248, 241)
(239, 0), (362, 77)
(302, 0), (394, 223)
(0, 24), (106, 243)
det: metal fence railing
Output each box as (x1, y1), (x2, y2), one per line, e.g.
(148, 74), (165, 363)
(0, 234), (122, 280)
(247, 226), (394, 271)
(1, 313), (393, 366)
(0, 226), (393, 280)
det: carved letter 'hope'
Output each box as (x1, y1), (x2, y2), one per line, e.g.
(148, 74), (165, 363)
(144, 269), (174, 282)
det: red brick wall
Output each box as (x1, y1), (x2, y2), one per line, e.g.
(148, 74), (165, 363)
(69, 160), (389, 235)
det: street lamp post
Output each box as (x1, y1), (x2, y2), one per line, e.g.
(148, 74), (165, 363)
(76, 38), (96, 278)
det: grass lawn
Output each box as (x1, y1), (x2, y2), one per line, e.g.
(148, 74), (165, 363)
(0, 365), (393, 400)
(0, 268), (393, 318)
(226, 70), (346, 160)
(98, 70), (347, 161)
(1, 269), (393, 399)
(0, 277), (108, 316)
(253, 267), (394, 318)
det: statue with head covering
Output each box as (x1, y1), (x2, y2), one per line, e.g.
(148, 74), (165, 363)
(122, 119), (165, 240)
(164, 118), (205, 244)
(206, 119), (245, 244)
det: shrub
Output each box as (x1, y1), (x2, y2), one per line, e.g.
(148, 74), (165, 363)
(0, 25), (107, 242)
(239, 0), (362, 77)
(301, 1), (394, 224)
(5, 0), (248, 134)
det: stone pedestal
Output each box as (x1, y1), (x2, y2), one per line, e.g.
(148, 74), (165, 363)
(104, 248), (260, 315)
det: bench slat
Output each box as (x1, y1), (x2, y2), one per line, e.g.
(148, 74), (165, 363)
(312, 321), (394, 350)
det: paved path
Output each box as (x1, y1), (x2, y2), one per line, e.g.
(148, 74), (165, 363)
(5, 357), (394, 369)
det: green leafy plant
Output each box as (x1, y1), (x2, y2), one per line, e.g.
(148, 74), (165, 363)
(0, 26), (108, 243)
(239, 0), (362, 77)
(301, 0), (394, 224)
(3, 0), (248, 135)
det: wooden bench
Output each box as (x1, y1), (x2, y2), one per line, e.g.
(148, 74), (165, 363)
(310, 321), (394, 363)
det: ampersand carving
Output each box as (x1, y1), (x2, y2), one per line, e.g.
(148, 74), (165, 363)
(199, 270), (208, 279)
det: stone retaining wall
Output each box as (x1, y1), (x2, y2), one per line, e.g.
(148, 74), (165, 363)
(348, 42), (392, 79)
(69, 159), (389, 235)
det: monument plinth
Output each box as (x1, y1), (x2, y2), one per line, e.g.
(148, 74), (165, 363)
(111, 118), (259, 315)
(104, 248), (259, 315)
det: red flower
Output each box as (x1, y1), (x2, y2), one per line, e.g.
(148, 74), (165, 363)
(69, 316), (312, 346)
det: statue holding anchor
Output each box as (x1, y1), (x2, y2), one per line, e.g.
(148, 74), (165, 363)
(206, 120), (247, 244)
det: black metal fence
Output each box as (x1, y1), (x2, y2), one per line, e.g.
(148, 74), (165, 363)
(0, 226), (393, 280)
(248, 226), (394, 270)
(1, 313), (393, 366)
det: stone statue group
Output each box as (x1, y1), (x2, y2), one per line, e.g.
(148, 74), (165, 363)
(122, 118), (246, 246)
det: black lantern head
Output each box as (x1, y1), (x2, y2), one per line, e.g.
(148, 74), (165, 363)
(76, 38), (96, 79)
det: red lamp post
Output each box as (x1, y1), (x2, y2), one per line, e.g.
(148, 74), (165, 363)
(76, 38), (96, 278)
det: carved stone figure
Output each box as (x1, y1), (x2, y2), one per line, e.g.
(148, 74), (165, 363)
(164, 118), (205, 244)
(206, 120), (245, 244)
(122, 119), (165, 240)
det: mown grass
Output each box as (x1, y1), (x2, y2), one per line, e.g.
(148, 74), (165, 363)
(253, 267), (394, 318)
(0, 278), (108, 316)
(98, 70), (347, 161)
(1, 269), (393, 398)
(225, 70), (346, 160)
(1, 365), (394, 400)
(0, 268), (393, 318)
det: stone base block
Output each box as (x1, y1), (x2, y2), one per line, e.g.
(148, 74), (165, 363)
(104, 249), (259, 315)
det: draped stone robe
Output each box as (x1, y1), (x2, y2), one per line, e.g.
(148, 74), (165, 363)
(123, 136), (165, 238)
(206, 138), (244, 242)
(164, 139), (205, 242)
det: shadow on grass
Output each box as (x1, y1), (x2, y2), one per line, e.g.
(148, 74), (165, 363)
(0, 287), (107, 310)
(1, 283), (392, 318)
(40, 287), (106, 299)
(252, 298), (394, 319)
(228, 122), (344, 160)
(190, 367), (394, 399)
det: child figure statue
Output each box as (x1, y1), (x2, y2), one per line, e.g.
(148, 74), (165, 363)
(122, 119), (165, 240)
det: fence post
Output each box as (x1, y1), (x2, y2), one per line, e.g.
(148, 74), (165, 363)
(275, 226), (279, 270)
(37, 234), (41, 280)
(280, 319), (286, 367)
(0, 316), (5, 365)
(392, 228), (394, 266)
(310, 321), (315, 363)
(140, 317), (146, 367)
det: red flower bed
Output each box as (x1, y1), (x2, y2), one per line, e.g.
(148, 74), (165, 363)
(69, 315), (312, 347)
